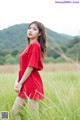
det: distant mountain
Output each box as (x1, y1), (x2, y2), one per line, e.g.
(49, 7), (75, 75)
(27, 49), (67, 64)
(0, 23), (73, 51)
(46, 28), (73, 44)
(0, 24), (28, 51)
(60, 33), (73, 40)
(0, 23), (80, 64)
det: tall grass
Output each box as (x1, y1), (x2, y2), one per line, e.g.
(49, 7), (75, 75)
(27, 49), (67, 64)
(0, 71), (80, 120)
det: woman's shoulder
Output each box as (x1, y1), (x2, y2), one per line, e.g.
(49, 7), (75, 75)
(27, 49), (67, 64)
(29, 41), (40, 50)
(30, 41), (40, 47)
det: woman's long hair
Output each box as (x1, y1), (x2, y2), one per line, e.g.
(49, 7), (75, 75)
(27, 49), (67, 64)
(27, 21), (47, 58)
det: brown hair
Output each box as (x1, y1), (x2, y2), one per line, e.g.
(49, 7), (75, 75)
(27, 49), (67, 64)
(27, 21), (47, 58)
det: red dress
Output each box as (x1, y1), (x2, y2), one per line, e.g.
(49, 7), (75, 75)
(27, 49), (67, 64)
(18, 41), (44, 100)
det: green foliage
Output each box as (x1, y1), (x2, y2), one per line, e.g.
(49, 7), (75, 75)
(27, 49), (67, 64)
(0, 24), (80, 64)
(43, 57), (55, 63)
(47, 47), (60, 58)
(5, 54), (20, 64)
(66, 37), (80, 62)
(0, 71), (80, 120)
(67, 36), (80, 48)
(0, 56), (5, 64)
(55, 57), (67, 63)
(11, 49), (19, 56)
(0, 49), (10, 57)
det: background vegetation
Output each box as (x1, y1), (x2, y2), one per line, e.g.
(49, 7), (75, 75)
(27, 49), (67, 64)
(0, 23), (80, 64)
(0, 24), (80, 120)
(0, 64), (80, 120)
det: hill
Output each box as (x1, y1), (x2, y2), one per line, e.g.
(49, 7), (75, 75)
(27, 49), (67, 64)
(0, 23), (72, 50)
(0, 23), (80, 64)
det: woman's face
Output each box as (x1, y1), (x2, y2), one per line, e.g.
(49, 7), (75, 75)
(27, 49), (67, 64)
(27, 23), (40, 40)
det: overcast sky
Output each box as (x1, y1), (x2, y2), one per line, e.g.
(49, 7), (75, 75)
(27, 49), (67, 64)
(0, 0), (80, 36)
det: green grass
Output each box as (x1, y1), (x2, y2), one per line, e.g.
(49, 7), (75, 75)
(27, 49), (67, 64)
(0, 71), (80, 120)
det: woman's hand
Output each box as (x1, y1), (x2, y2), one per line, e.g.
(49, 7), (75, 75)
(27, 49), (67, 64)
(14, 82), (22, 93)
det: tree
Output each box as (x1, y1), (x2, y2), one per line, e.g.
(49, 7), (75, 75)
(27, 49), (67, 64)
(11, 49), (19, 56)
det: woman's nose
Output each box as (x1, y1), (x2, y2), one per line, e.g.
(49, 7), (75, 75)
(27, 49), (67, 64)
(29, 29), (32, 32)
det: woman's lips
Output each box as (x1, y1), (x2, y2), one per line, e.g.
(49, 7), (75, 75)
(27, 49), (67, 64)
(28, 33), (32, 36)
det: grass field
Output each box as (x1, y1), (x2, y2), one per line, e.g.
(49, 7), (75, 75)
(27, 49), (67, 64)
(0, 63), (80, 120)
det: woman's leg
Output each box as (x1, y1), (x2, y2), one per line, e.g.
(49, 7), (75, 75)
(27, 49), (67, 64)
(28, 99), (40, 120)
(11, 96), (27, 120)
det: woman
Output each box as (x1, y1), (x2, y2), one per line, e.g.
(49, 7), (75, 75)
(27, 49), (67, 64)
(11, 21), (47, 120)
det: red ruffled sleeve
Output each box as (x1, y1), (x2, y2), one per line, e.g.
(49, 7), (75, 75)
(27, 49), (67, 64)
(27, 42), (43, 70)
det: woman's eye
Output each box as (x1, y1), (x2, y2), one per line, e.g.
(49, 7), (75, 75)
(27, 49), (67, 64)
(28, 27), (31, 29)
(33, 28), (37, 31)
(28, 27), (37, 31)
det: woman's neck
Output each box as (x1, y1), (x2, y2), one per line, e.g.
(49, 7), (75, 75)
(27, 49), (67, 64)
(30, 39), (38, 44)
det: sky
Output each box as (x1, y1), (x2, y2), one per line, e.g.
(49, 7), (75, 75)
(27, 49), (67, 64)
(0, 0), (80, 36)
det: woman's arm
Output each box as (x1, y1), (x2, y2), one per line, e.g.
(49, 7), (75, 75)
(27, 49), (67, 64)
(15, 76), (18, 84)
(15, 67), (33, 93)
(14, 76), (19, 92)
(19, 66), (33, 84)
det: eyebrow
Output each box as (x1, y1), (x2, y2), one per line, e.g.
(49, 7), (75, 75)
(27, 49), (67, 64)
(29, 26), (38, 29)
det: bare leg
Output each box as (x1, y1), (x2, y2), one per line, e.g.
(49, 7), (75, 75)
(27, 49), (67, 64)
(11, 96), (27, 120)
(28, 99), (40, 120)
